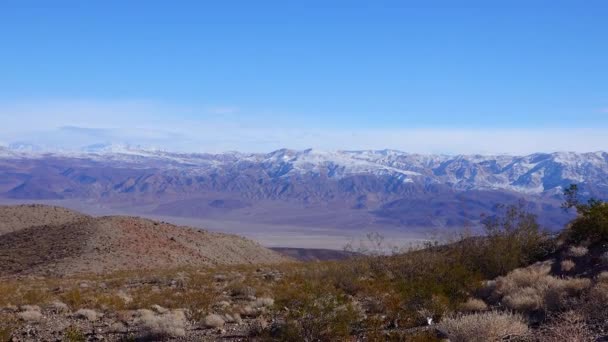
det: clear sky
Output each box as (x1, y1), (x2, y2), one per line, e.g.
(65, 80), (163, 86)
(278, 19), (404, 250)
(1, 1), (607, 154)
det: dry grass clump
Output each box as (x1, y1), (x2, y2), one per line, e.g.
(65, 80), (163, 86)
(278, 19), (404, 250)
(560, 259), (576, 272)
(459, 298), (488, 312)
(136, 309), (187, 338)
(568, 246), (589, 257)
(74, 309), (101, 321)
(437, 311), (528, 342)
(494, 262), (590, 312)
(203, 313), (225, 328)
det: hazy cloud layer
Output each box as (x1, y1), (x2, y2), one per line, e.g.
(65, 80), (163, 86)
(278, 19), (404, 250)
(1, 100), (607, 155)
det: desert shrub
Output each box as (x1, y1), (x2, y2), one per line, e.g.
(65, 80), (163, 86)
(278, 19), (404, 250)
(222, 313), (242, 324)
(476, 203), (552, 278)
(597, 271), (608, 282)
(544, 278), (591, 312)
(20, 305), (41, 312)
(493, 263), (590, 313)
(272, 277), (361, 342)
(503, 286), (545, 312)
(151, 304), (169, 314)
(391, 247), (482, 318)
(568, 246), (589, 258)
(326, 260), (368, 295)
(203, 313), (225, 328)
(74, 308), (101, 321)
(536, 311), (595, 342)
(562, 184), (608, 245)
(252, 297), (274, 309)
(227, 282), (256, 298)
(583, 281), (608, 323)
(437, 311), (528, 342)
(128, 283), (213, 322)
(561, 259), (576, 272)
(137, 309), (187, 338)
(493, 261), (552, 302)
(17, 309), (42, 322)
(49, 301), (70, 314)
(239, 305), (262, 318)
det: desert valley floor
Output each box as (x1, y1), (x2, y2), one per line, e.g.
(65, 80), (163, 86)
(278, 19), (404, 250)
(0, 198), (427, 250)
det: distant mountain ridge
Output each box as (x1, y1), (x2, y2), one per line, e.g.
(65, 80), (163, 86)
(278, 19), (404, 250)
(1, 147), (606, 230)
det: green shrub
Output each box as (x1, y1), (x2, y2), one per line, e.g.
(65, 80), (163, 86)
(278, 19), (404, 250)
(562, 184), (608, 245)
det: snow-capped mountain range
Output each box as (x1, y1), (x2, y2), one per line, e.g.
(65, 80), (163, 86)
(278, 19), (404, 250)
(2, 144), (607, 196)
(1, 144), (606, 230)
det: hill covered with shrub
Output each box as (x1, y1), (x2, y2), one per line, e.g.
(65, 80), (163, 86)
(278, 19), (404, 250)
(1, 186), (607, 341)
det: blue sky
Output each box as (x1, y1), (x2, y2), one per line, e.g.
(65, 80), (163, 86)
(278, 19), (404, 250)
(1, 1), (607, 154)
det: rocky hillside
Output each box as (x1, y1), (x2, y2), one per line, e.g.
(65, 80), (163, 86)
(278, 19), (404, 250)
(0, 205), (289, 276)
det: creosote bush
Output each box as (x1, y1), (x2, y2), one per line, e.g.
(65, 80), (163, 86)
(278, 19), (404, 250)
(562, 184), (608, 245)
